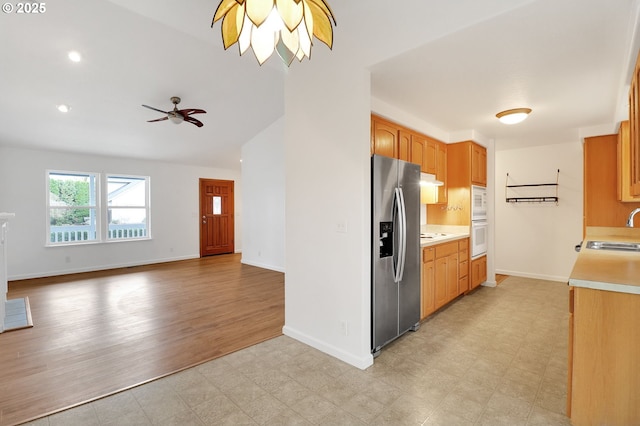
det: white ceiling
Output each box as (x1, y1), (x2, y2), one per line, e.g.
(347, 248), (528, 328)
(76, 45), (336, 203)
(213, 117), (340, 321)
(1, 0), (639, 169)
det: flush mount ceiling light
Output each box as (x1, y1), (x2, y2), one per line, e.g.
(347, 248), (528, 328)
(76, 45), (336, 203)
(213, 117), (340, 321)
(67, 51), (82, 63)
(211, 0), (336, 66)
(56, 104), (71, 113)
(496, 108), (532, 125)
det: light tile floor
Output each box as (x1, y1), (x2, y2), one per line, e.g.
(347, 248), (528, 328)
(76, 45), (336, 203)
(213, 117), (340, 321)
(23, 276), (571, 425)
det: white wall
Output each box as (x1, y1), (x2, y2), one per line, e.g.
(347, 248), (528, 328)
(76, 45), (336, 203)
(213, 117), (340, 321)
(495, 142), (583, 281)
(240, 118), (285, 272)
(283, 53), (373, 369)
(0, 145), (241, 280)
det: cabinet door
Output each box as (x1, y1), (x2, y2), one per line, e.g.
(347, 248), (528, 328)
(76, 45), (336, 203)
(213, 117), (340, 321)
(446, 253), (459, 301)
(471, 255), (487, 289)
(410, 133), (426, 171)
(398, 129), (411, 162)
(371, 117), (398, 158)
(436, 143), (448, 203)
(631, 63), (640, 196)
(471, 143), (487, 186)
(424, 138), (437, 175)
(422, 259), (435, 319)
(434, 257), (448, 309)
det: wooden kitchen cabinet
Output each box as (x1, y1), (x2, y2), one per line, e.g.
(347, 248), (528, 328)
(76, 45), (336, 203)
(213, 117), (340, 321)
(584, 134), (640, 230)
(421, 246), (435, 319)
(617, 120), (640, 201)
(458, 239), (469, 293)
(470, 255), (486, 289)
(398, 129), (411, 162)
(568, 286), (640, 425)
(424, 137), (438, 175)
(435, 142), (448, 204)
(427, 141), (486, 225)
(371, 114), (448, 202)
(629, 50), (640, 196)
(421, 238), (471, 319)
(371, 115), (399, 158)
(471, 143), (487, 186)
(434, 241), (459, 310)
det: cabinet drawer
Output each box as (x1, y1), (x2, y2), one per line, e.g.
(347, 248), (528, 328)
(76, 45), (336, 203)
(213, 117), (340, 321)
(423, 246), (435, 263)
(435, 241), (458, 258)
(459, 275), (469, 294)
(459, 259), (469, 278)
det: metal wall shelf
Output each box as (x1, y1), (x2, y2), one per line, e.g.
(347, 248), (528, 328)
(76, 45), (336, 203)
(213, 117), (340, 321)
(505, 170), (559, 204)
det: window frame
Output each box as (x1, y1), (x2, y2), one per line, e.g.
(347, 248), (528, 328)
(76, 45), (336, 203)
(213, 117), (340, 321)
(105, 174), (151, 242)
(46, 170), (151, 246)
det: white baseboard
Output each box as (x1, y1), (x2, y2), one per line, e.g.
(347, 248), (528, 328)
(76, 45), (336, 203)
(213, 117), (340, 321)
(495, 269), (569, 283)
(241, 258), (285, 273)
(282, 325), (373, 370)
(9, 254), (200, 281)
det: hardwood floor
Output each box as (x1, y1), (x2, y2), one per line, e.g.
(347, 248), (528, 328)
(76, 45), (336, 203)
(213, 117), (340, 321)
(0, 254), (284, 426)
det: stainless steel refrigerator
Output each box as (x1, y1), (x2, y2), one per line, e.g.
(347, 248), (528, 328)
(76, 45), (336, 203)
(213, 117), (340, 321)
(371, 154), (421, 356)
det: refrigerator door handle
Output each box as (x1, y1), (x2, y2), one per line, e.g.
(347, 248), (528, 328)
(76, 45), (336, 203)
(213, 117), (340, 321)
(393, 187), (407, 283)
(397, 187), (407, 282)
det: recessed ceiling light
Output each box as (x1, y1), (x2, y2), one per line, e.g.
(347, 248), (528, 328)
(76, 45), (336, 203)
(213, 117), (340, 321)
(57, 104), (71, 113)
(496, 108), (532, 125)
(68, 51), (82, 63)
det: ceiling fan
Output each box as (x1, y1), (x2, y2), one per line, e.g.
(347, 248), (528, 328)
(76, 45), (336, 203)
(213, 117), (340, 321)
(142, 97), (206, 128)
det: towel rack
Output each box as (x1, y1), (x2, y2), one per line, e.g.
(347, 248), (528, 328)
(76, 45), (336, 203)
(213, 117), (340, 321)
(505, 169), (559, 205)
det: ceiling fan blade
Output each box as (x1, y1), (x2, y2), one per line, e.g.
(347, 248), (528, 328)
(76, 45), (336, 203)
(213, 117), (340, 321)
(184, 116), (204, 127)
(147, 117), (169, 123)
(179, 108), (207, 116)
(142, 104), (169, 114)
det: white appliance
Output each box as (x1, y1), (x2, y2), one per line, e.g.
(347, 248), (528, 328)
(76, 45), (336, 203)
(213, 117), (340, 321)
(471, 185), (487, 220)
(471, 220), (488, 258)
(471, 186), (488, 258)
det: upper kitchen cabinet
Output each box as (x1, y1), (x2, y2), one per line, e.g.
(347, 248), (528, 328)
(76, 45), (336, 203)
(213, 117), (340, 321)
(370, 115), (448, 195)
(617, 121), (640, 201)
(584, 133), (640, 231)
(471, 143), (487, 187)
(629, 51), (640, 196)
(428, 141), (486, 225)
(398, 129), (411, 162)
(371, 115), (399, 158)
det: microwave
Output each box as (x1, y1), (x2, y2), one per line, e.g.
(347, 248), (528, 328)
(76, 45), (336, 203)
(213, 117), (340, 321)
(471, 185), (487, 220)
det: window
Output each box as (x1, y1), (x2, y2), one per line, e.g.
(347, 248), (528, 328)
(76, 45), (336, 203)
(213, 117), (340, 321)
(107, 175), (149, 240)
(47, 171), (150, 245)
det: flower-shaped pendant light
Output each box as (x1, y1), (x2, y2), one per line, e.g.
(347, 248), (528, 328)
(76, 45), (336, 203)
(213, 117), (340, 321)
(212, 0), (336, 66)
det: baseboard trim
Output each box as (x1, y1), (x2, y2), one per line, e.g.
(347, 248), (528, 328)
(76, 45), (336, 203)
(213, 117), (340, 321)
(495, 269), (569, 283)
(282, 325), (373, 370)
(241, 258), (285, 273)
(9, 255), (200, 281)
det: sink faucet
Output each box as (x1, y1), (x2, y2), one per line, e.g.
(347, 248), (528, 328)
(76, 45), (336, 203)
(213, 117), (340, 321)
(626, 208), (640, 227)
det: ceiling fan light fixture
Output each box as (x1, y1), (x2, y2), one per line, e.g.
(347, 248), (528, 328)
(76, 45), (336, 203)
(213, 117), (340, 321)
(169, 113), (184, 124)
(212, 0), (336, 66)
(496, 108), (532, 125)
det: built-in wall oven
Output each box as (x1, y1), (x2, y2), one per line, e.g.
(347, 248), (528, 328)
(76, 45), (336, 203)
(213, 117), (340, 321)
(471, 185), (488, 258)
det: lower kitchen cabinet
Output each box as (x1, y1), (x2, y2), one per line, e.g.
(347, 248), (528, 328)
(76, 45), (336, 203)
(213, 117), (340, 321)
(421, 238), (470, 320)
(471, 255), (487, 289)
(421, 247), (435, 318)
(568, 286), (640, 424)
(459, 239), (469, 293)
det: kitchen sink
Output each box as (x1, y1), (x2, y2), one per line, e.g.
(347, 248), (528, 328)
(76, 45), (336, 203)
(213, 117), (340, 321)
(585, 240), (640, 252)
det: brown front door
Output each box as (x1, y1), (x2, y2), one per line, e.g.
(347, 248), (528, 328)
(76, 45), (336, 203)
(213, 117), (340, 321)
(199, 179), (235, 257)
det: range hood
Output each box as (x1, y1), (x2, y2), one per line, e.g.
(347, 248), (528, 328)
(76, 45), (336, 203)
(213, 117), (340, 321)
(420, 173), (443, 187)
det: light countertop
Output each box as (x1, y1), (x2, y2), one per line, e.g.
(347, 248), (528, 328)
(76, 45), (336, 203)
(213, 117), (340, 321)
(420, 233), (469, 247)
(569, 227), (640, 295)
